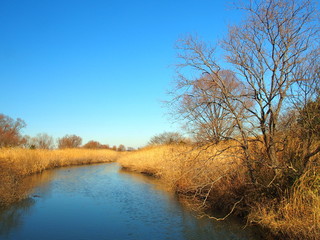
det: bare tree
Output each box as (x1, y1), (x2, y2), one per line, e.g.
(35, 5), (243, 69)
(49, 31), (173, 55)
(0, 113), (26, 148)
(289, 54), (320, 169)
(117, 144), (126, 151)
(31, 133), (54, 149)
(148, 132), (187, 145)
(100, 144), (110, 149)
(58, 134), (82, 149)
(173, 71), (250, 144)
(174, 36), (257, 182)
(83, 140), (102, 149)
(173, 0), (319, 184)
(223, 0), (319, 171)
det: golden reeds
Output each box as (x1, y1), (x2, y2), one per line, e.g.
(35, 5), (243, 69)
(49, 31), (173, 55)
(248, 167), (320, 240)
(0, 148), (120, 206)
(118, 143), (320, 239)
(118, 143), (247, 208)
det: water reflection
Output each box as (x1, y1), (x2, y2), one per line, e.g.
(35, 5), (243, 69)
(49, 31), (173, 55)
(0, 170), (55, 239)
(0, 198), (35, 238)
(0, 163), (262, 240)
(119, 166), (263, 240)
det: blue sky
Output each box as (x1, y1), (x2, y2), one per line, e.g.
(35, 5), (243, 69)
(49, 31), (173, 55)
(0, 0), (241, 148)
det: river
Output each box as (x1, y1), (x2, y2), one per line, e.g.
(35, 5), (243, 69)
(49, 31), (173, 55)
(0, 163), (263, 240)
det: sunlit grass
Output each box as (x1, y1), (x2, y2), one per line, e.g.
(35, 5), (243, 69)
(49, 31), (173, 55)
(118, 143), (320, 239)
(249, 167), (320, 240)
(2, 143), (319, 239)
(0, 148), (120, 206)
(118, 143), (246, 204)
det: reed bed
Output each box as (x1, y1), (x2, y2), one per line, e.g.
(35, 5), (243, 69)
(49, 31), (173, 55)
(0, 148), (120, 206)
(248, 167), (320, 240)
(118, 143), (320, 239)
(118, 143), (247, 209)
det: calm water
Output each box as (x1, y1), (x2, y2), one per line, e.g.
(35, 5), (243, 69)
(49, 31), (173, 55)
(0, 163), (262, 240)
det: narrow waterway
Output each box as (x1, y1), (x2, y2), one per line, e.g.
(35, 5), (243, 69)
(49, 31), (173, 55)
(0, 163), (262, 240)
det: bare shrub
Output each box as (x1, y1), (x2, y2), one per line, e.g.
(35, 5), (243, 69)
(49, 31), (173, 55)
(148, 132), (187, 145)
(58, 134), (82, 149)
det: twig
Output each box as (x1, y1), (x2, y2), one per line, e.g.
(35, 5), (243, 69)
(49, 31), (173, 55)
(199, 196), (244, 221)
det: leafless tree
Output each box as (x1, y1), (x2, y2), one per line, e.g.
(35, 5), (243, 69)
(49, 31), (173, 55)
(148, 132), (187, 145)
(173, 71), (250, 144)
(100, 144), (110, 149)
(58, 134), (82, 149)
(0, 114), (26, 148)
(288, 53), (320, 168)
(223, 0), (319, 171)
(31, 133), (54, 149)
(172, 0), (319, 184)
(117, 144), (126, 151)
(83, 140), (102, 149)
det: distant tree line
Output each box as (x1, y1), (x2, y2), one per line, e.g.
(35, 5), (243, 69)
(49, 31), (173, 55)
(0, 113), (132, 151)
(148, 132), (190, 146)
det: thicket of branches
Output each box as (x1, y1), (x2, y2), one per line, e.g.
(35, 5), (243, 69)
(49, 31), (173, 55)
(57, 134), (82, 149)
(170, 0), (319, 191)
(148, 132), (188, 145)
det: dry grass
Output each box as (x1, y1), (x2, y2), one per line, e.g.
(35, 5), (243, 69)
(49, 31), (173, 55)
(118, 143), (248, 210)
(118, 143), (320, 239)
(249, 166), (320, 240)
(0, 148), (120, 206)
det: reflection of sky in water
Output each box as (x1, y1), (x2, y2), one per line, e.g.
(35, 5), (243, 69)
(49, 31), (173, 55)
(0, 163), (263, 240)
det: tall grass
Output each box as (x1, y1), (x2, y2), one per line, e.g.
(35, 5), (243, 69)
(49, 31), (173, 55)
(248, 167), (320, 240)
(118, 143), (247, 210)
(0, 148), (120, 206)
(118, 143), (320, 239)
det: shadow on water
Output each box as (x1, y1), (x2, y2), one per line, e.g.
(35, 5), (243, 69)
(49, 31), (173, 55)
(0, 169), (56, 239)
(0, 163), (264, 240)
(119, 167), (264, 240)
(0, 198), (35, 238)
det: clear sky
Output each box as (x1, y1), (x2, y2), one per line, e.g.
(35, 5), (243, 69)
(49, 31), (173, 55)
(0, 0), (241, 148)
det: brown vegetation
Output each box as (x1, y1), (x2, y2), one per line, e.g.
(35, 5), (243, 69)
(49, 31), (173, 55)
(58, 134), (82, 149)
(1, 0), (318, 239)
(118, 140), (319, 239)
(249, 167), (320, 240)
(82, 140), (110, 149)
(0, 148), (120, 207)
(148, 132), (188, 145)
(0, 114), (26, 148)
(117, 144), (126, 151)
(158, 0), (320, 238)
(118, 143), (249, 210)
(28, 133), (55, 149)
(172, 0), (319, 184)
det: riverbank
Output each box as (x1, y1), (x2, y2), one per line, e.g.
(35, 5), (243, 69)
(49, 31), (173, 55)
(1, 145), (318, 239)
(0, 148), (120, 207)
(118, 144), (320, 240)
(0, 163), (261, 240)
